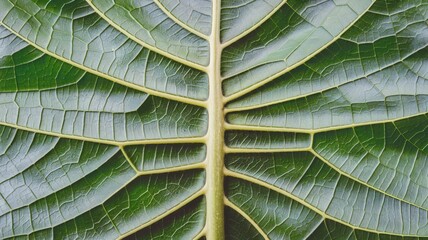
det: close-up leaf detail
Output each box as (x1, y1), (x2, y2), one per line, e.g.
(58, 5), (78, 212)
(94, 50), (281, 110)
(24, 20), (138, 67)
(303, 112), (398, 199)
(0, 0), (427, 239)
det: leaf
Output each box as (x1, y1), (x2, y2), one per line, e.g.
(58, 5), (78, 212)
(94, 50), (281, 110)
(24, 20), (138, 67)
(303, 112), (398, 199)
(0, 0), (427, 239)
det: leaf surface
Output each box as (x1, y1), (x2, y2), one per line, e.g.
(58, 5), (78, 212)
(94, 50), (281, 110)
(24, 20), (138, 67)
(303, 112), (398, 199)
(0, 0), (427, 239)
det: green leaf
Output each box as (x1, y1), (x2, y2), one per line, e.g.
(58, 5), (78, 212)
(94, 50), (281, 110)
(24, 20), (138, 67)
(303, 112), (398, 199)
(0, 0), (427, 239)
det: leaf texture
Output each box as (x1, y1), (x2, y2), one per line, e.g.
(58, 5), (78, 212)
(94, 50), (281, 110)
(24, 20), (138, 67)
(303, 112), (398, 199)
(0, 0), (427, 239)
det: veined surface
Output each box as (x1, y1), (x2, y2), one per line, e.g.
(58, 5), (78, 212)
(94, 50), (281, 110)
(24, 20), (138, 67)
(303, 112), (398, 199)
(0, 0), (427, 239)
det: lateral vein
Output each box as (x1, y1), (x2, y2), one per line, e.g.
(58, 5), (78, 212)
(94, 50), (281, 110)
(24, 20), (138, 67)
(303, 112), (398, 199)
(85, 0), (208, 72)
(224, 169), (425, 237)
(0, 23), (207, 108)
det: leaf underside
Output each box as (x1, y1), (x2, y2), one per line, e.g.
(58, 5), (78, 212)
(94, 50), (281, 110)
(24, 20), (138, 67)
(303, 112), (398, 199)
(0, 0), (427, 239)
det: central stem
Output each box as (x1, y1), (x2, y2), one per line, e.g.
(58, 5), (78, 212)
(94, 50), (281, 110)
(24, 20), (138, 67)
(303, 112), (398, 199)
(205, 0), (224, 239)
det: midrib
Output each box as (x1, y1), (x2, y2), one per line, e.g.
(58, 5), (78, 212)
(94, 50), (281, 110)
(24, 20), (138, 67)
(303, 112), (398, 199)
(205, 0), (225, 239)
